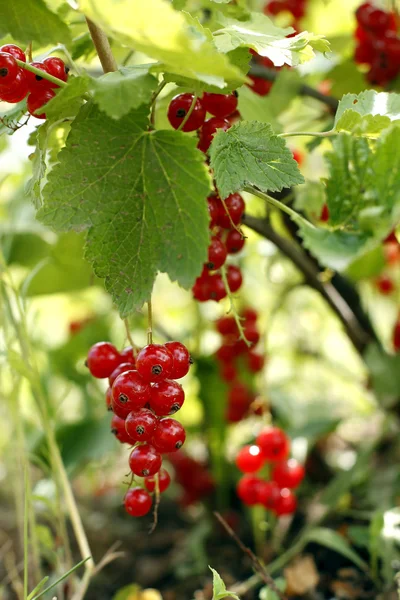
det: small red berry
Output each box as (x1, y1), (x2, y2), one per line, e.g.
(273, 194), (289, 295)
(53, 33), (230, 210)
(109, 362), (134, 386)
(247, 75), (273, 96)
(43, 56), (69, 82)
(393, 320), (400, 352)
(207, 236), (228, 270)
(124, 487), (152, 517)
(86, 342), (122, 378)
(228, 381), (253, 407)
(292, 149), (303, 165)
(236, 475), (262, 505)
(243, 323), (260, 346)
(0, 70), (29, 103)
(120, 346), (136, 365)
(129, 443), (162, 477)
(27, 89), (56, 119)
(226, 265), (243, 293)
(376, 275), (394, 295)
(25, 62), (52, 91)
(208, 273), (227, 301)
(144, 468), (171, 493)
(105, 387), (113, 411)
(226, 230), (245, 254)
(216, 316), (238, 336)
(208, 196), (220, 228)
(111, 414), (132, 444)
(164, 341), (191, 379)
(0, 52), (18, 86)
(247, 352), (265, 372)
(319, 203), (330, 222)
(218, 194), (245, 229)
(167, 93), (206, 132)
(0, 44), (26, 62)
(136, 344), (174, 383)
(192, 276), (211, 301)
(201, 92), (238, 118)
(198, 117), (231, 153)
(275, 488), (297, 516)
(112, 370), (150, 414)
(125, 408), (158, 442)
(257, 480), (281, 510)
(235, 444), (265, 473)
(152, 418), (186, 452)
(256, 427), (290, 462)
(149, 379), (185, 416)
(216, 343), (236, 363)
(220, 362), (237, 382)
(241, 307), (258, 322)
(272, 459), (305, 489)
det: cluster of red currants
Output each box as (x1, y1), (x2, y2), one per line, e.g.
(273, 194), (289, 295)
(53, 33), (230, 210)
(354, 2), (400, 86)
(264, 0), (308, 24)
(236, 427), (304, 516)
(168, 450), (215, 507)
(86, 340), (191, 517)
(0, 43), (68, 119)
(215, 308), (264, 422)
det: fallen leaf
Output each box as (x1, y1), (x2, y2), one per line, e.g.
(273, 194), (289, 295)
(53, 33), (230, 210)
(284, 555), (319, 596)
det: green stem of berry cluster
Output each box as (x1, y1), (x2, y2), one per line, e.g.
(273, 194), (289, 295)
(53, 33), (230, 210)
(220, 265), (251, 347)
(124, 318), (138, 357)
(244, 186), (315, 230)
(15, 59), (67, 88)
(147, 299), (153, 344)
(278, 130), (336, 139)
(177, 93), (198, 132)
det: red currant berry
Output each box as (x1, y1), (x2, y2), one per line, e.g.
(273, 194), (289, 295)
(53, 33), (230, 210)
(129, 443), (162, 476)
(257, 480), (281, 510)
(124, 487), (152, 517)
(0, 44), (26, 62)
(106, 387), (113, 411)
(247, 351), (265, 372)
(27, 89), (56, 119)
(275, 488), (297, 516)
(218, 194), (245, 229)
(25, 62), (52, 91)
(164, 341), (192, 379)
(216, 316), (238, 336)
(244, 323), (260, 346)
(192, 276), (211, 301)
(152, 418), (186, 452)
(242, 307), (258, 322)
(198, 117), (231, 153)
(393, 320), (400, 352)
(125, 408), (158, 442)
(226, 265), (243, 293)
(236, 475), (262, 505)
(376, 275), (394, 295)
(120, 346), (136, 365)
(247, 75), (273, 96)
(236, 444), (265, 473)
(208, 273), (227, 301)
(256, 427), (290, 462)
(86, 342), (122, 378)
(43, 56), (69, 82)
(167, 93), (206, 132)
(207, 236), (227, 270)
(0, 70), (29, 103)
(227, 403), (248, 423)
(201, 92), (238, 118)
(112, 370), (150, 414)
(136, 344), (174, 383)
(109, 362), (134, 386)
(228, 381), (252, 407)
(216, 343), (236, 363)
(226, 230), (245, 254)
(319, 203), (330, 222)
(227, 110), (241, 125)
(0, 52), (19, 87)
(149, 379), (185, 416)
(220, 362), (237, 382)
(272, 459), (305, 489)
(292, 149), (303, 165)
(208, 196), (220, 228)
(144, 468), (171, 493)
(111, 414), (132, 444)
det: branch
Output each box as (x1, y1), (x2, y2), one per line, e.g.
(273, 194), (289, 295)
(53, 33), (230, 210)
(249, 63), (339, 112)
(214, 512), (288, 600)
(242, 213), (370, 354)
(85, 18), (118, 73)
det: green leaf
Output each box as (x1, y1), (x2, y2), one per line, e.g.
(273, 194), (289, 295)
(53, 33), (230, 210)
(334, 110), (392, 136)
(112, 584), (141, 600)
(334, 90), (400, 126)
(29, 557), (90, 600)
(213, 13), (330, 67)
(320, 447), (372, 507)
(0, 100), (27, 137)
(44, 76), (90, 120)
(298, 225), (370, 271)
(209, 567), (240, 600)
(0, 0), (71, 45)
(90, 66), (158, 119)
(37, 103), (211, 316)
(259, 579), (286, 600)
(210, 120), (304, 199)
(304, 528), (368, 571)
(345, 245), (385, 280)
(364, 344), (400, 408)
(78, 0), (243, 88)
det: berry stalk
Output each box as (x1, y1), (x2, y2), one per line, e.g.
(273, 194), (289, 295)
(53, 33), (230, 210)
(15, 58), (67, 88)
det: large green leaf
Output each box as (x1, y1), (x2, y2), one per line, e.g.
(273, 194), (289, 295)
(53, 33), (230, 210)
(0, 0), (71, 44)
(334, 90), (400, 126)
(44, 76), (90, 120)
(304, 528), (368, 571)
(298, 225), (370, 271)
(213, 13), (330, 66)
(78, 0), (243, 88)
(37, 103), (211, 316)
(210, 120), (304, 199)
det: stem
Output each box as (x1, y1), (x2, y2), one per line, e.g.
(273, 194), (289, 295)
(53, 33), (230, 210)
(124, 319), (138, 357)
(177, 94), (198, 131)
(244, 186), (315, 229)
(150, 80), (167, 126)
(147, 299), (153, 345)
(15, 59), (67, 88)
(220, 196), (245, 234)
(23, 467), (29, 600)
(220, 265), (251, 347)
(278, 130), (335, 139)
(85, 18), (118, 73)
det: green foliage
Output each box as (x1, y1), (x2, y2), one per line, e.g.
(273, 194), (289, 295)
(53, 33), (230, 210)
(0, 100), (28, 136)
(304, 528), (368, 571)
(365, 344), (400, 408)
(44, 76), (90, 120)
(334, 90), (400, 126)
(210, 121), (304, 198)
(37, 103), (211, 315)
(259, 579), (286, 600)
(209, 567), (240, 600)
(0, 0), (71, 44)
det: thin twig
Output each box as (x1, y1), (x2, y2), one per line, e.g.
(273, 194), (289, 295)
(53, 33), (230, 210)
(149, 474), (161, 534)
(214, 512), (288, 600)
(85, 18), (118, 73)
(147, 299), (153, 345)
(124, 318), (138, 357)
(220, 265), (251, 347)
(177, 94), (198, 131)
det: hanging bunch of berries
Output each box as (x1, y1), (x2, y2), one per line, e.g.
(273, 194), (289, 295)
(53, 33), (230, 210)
(354, 2), (400, 86)
(264, 0), (308, 25)
(168, 451), (215, 507)
(236, 427), (304, 516)
(214, 308), (265, 422)
(0, 43), (69, 119)
(86, 339), (192, 517)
